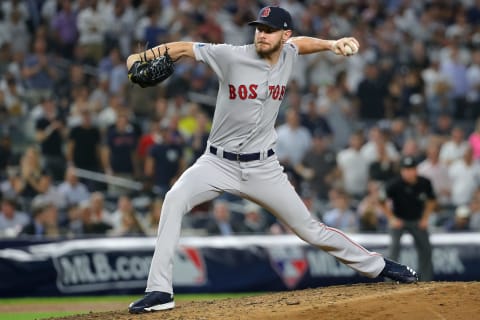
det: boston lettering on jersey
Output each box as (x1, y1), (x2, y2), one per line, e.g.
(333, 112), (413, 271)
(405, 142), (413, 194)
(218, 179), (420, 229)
(228, 84), (286, 100)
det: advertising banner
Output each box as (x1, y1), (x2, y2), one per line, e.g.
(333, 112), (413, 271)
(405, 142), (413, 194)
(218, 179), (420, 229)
(0, 234), (479, 297)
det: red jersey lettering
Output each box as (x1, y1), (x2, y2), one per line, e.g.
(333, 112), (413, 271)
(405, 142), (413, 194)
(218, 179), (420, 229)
(238, 85), (247, 100)
(248, 84), (258, 99)
(229, 84), (236, 99)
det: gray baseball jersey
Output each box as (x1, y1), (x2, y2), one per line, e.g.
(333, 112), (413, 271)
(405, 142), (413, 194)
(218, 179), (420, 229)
(145, 42), (385, 294)
(193, 42), (295, 153)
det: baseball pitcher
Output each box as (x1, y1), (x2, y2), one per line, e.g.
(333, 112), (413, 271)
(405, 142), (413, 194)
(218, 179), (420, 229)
(127, 6), (418, 314)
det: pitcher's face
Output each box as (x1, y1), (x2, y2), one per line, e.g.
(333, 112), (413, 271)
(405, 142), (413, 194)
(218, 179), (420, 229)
(254, 25), (289, 58)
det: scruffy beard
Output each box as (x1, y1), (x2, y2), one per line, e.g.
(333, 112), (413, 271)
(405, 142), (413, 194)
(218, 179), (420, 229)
(255, 38), (283, 59)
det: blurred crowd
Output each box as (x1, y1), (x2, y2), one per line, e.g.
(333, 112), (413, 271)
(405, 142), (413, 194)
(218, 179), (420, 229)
(1, 0), (480, 239)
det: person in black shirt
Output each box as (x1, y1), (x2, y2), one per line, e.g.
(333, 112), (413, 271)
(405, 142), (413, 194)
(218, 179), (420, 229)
(66, 110), (103, 191)
(35, 97), (67, 181)
(67, 110), (102, 172)
(102, 112), (139, 193)
(381, 156), (436, 281)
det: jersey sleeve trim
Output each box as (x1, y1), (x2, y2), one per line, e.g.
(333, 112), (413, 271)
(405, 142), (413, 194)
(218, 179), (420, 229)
(192, 42), (205, 62)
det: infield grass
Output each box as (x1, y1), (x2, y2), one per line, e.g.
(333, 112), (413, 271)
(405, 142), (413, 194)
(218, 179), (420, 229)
(0, 293), (261, 320)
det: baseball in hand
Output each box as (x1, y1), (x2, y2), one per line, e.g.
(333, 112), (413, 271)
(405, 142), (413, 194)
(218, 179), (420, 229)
(344, 43), (357, 56)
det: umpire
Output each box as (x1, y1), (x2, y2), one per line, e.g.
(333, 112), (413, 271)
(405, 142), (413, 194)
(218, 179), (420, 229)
(381, 156), (436, 281)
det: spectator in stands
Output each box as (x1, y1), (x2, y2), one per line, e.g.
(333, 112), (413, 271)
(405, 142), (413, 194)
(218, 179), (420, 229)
(109, 195), (135, 231)
(0, 136), (12, 178)
(357, 181), (388, 233)
(0, 197), (29, 237)
(88, 192), (113, 228)
(136, 118), (160, 168)
(75, 201), (112, 236)
(104, 0), (136, 57)
(432, 113), (454, 143)
(57, 167), (90, 207)
(145, 120), (186, 197)
(97, 94), (124, 132)
(32, 174), (66, 211)
(410, 117), (433, 153)
(323, 189), (358, 233)
(177, 103), (202, 139)
(99, 47), (128, 95)
(16, 146), (44, 200)
(440, 45), (469, 119)
(189, 111), (211, 165)
(67, 86), (95, 128)
(337, 131), (369, 199)
(34, 97), (66, 181)
(400, 138), (424, 163)
(66, 110), (103, 182)
(20, 202), (60, 238)
(467, 49), (480, 119)
(241, 201), (268, 235)
(368, 140), (398, 184)
(108, 209), (145, 237)
(134, 8), (165, 46)
(221, 3), (254, 46)
(21, 37), (57, 105)
(268, 219), (293, 235)
(317, 85), (354, 148)
(5, 7), (30, 54)
(468, 117), (480, 161)
(276, 108), (312, 189)
(1, 72), (27, 118)
(389, 118), (409, 152)
(381, 156), (436, 281)
(50, 0), (78, 59)
(300, 97), (332, 142)
(276, 108), (312, 168)
(102, 111), (139, 193)
(76, 0), (107, 63)
(448, 146), (480, 206)
(446, 205), (471, 232)
(55, 64), (88, 116)
(356, 63), (388, 121)
(205, 201), (243, 236)
(418, 143), (451, 206)
(421, 57), (453, 121)
(361, 126), (399, 165)
(469, 189), (480, 231)
(439, 126), (468, 166)
(143, 198), (163, 236)
(89, 74), (110, 113)
(65, 204), (83, 237)
(296, 130), (339, 201)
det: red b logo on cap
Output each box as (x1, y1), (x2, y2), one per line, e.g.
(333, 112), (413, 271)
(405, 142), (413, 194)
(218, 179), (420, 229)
(261, 7), (271, 17)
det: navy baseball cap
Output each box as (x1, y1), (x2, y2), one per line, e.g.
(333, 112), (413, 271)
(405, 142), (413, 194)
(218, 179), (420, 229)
(400, 156), (418, 168)
(248, 6), (292, 30)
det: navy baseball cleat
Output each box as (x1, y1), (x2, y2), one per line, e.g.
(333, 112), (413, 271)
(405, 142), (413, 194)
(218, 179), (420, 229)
(380, 258), (419, 283)
(128, 291), (175, 314)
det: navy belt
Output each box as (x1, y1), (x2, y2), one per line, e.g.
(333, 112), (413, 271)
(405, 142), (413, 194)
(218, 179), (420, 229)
(209, 146), (274, 162)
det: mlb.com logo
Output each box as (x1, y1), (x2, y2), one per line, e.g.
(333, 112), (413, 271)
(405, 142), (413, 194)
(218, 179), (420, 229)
(267, 247), (308, 289)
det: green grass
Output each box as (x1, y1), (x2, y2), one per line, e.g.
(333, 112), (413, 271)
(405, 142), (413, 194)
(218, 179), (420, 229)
(0, 293), (262, 320)
(0, 311), (82, 320)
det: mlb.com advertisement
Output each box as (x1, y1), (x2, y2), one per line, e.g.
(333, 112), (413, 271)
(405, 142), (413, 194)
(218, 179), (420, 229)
(0, 234), (478, 296)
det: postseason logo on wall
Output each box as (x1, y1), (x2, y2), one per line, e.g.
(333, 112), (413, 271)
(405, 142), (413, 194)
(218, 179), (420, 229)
(267, 246), (308, 289)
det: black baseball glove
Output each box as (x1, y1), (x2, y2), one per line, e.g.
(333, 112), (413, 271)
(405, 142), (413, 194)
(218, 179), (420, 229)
(128, 46), (175, 88)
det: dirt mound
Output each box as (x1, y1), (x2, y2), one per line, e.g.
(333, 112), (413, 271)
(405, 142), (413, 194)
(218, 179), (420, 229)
(51, 282), (480, 320)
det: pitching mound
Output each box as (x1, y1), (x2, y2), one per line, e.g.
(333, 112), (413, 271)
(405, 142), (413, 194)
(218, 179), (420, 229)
(52, 282), (479, 320)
